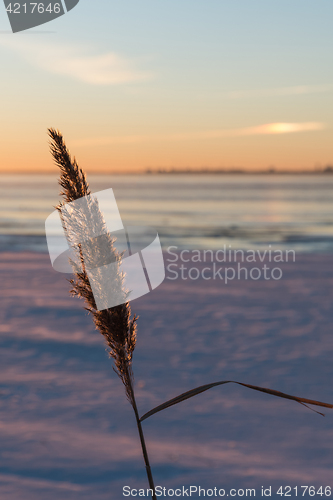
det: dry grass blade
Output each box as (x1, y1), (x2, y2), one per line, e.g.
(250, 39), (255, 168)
(140, 380), (333, 422)
(47, 128), (330, 496)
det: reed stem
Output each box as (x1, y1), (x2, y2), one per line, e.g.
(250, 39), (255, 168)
(127, 375), (156, 499)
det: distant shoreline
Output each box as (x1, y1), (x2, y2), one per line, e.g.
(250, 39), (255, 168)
(145, 168), (333, 175)
(1, 168), (333, 175)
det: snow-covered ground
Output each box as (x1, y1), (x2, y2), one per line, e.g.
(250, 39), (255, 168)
(0, 252), (333, 499)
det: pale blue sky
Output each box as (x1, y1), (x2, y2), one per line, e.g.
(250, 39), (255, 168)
(0, 0), (332, 171)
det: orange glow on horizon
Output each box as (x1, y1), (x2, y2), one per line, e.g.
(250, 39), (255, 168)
(0, 122), (330, 174)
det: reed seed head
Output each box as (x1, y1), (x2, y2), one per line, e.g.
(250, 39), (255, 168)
(48, 128), (137, 404)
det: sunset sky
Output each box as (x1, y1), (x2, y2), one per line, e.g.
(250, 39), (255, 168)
(0, 0), (332, 173)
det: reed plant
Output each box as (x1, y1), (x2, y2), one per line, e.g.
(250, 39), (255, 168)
(48, 128), (333, 500)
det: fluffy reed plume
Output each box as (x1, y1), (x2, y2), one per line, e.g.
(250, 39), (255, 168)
(48, 128), (157, 499)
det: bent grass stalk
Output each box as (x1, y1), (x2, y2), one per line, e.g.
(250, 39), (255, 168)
(48, 128), (156, 497)
(48, 128), (333, 498)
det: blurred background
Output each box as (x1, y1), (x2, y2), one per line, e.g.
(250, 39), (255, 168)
(0, 1), (333, 499)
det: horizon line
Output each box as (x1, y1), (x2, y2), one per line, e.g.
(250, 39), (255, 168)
(1, 167), (332, 175)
